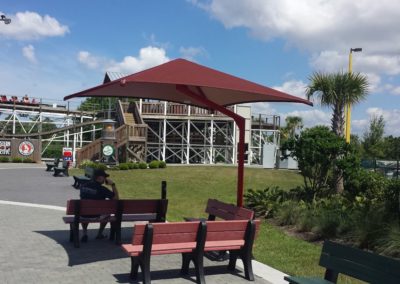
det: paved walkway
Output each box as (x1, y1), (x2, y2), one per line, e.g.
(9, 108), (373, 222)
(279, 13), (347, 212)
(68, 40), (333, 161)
(0, 164), (285, 284)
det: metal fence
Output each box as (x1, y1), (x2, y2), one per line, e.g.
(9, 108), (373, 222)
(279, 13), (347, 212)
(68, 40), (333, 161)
(361, 159), (400, 179)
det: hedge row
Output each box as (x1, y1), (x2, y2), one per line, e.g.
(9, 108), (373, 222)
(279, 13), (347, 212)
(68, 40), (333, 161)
(0, 157), (35, 163)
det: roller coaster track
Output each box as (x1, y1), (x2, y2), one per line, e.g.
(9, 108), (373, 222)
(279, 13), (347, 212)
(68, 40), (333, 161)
(0, 119), (106, 138)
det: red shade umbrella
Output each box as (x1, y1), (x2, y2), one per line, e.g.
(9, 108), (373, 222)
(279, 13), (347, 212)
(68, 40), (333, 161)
(65, 58), (312, 206)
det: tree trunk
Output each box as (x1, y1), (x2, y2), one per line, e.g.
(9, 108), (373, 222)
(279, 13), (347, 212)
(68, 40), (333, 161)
(332, 104), (345, 193)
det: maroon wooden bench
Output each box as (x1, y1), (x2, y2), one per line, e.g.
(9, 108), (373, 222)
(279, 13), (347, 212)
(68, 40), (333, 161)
(122, 219), (260, 283)
(185, 198), (254, 221)
(62, 199), (117, 248)
(122, 221), (206, 283)
(184, 199), (255, 261)
(202, 219), (261, 281)
(63, 198), (168, 248)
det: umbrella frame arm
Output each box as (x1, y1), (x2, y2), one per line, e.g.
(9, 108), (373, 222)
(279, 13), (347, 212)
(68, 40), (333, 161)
(176, 85), (245, 207)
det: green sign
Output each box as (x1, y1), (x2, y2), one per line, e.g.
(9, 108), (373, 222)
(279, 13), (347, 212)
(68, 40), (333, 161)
(102, 144), (114, 157)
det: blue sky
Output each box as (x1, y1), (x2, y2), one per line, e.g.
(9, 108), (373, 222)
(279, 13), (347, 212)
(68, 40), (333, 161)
(1, 0), (399, 136)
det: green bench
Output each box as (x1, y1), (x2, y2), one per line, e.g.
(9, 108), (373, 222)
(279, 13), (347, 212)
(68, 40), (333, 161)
(72, 167), (95, 188)
(53, 160), (69, 177)
(284, 240), (400, 284)
(45, 158), (60, 171)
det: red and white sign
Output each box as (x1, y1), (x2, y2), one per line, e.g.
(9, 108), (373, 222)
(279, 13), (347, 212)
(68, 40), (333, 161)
(18, 141), (34, 156)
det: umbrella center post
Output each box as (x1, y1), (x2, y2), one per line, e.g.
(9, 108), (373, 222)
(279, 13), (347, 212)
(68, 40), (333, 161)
(176, 85), (245, 207)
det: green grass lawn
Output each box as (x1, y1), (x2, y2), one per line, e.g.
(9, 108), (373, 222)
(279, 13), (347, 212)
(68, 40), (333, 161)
(70, 166), (360, 283)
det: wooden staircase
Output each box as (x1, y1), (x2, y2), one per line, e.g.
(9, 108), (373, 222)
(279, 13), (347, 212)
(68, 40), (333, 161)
(75, 100), (148, 166)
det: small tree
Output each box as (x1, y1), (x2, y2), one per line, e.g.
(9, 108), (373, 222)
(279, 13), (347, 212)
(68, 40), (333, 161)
(283, 126), (352, 195)
(363, 115), (385, 159)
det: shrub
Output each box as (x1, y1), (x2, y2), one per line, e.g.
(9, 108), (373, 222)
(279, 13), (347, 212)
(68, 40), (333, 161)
(283, 126), (353, 195)
(127, 162), (136, 169)
(79, 160), (96, 169)
(244, 186), (288, 218)
(118, 163), (129, 170)
(149, 160), (160, 169)
(12, 157), (23, 163)
(275, 200), (304, 226)
(0, 157), (9, 163)
(375, 224), (400, 258)
(23, 158), (33, 163)
(138, 162), (148, 169)
(349, 204), (387, 249)
(133, 162), (139, 169)
(159, 161), (167, 168)
(94, 163), (108, 170)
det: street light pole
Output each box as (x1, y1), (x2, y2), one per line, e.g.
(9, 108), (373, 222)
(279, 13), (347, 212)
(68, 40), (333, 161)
(345, 47), (362, 143)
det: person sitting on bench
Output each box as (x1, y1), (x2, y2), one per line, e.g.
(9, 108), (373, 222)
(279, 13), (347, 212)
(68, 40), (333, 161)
(79, 169), (119, 242)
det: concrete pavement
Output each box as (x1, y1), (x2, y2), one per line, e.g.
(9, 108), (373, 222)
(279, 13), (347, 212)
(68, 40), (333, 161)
(0, 163), (283, 283)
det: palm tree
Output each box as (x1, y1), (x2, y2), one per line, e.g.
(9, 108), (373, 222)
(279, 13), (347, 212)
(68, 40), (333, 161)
(285, 116), (303, 138)
(306, 71), (369, 193)
(306, 72), (369, 137)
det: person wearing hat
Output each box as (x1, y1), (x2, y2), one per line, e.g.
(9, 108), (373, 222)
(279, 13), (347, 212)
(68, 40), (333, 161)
(79, 169), (119, 242)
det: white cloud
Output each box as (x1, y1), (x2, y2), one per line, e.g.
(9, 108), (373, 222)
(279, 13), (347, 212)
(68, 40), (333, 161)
(250, 102), (277, 115)
(273, 80), (307, 99)
(282, 109), (331, 129)
(390, 86), (400, 96)
(353, 107), (400, 136)
(106, 46), (170, 74)
(77, 51), (100, 69)
(192, 1), (400, 95)
(192, 0), (400, 54)
(179, 46), (207, 61)
(22, 44), (37, 63)
(0, 11), (69, 40)
(77, 46), (170, 74)
(310, 51), (400, 76)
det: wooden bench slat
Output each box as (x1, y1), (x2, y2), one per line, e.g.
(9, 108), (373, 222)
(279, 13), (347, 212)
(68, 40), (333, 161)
(63, 216), (116, 224)
(206, 199), (254, 220)
(122, 242), (197, 256)
(121, 200), (161, 212)
(205, 240), (245, 247)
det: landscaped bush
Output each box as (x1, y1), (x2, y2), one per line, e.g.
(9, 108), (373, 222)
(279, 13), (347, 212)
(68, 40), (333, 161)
(79, 160), (96, 169)
(23, 158), (34, 163)
(375, 224), (400, 258)
(133, 162), (139, 169)
(0, 157), (9, 162)
(244, 186), (288, 218)
(138, 162), (148, 169)
(275, 200), (304, 226)
(159, 160), (167, 168)
(127, 162), (136, 169)
(12, 157), (23, 163)
(118, 163), (129, 170)
(149, 160), (160, 169)
(78, 160), (108, 170)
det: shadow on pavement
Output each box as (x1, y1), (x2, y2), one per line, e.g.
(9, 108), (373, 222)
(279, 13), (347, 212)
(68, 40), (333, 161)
(113, 265), (244, 283)
(35, 228), (127, 266)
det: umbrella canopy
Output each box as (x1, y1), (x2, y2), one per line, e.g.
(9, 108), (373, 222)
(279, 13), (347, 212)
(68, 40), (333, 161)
(65, 58), (312, 206)
(65, 58), (311, 107)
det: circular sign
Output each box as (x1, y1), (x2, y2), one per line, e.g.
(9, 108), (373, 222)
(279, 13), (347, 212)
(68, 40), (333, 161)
(102, 144), (114, 157)
(18, 141), (34, 156)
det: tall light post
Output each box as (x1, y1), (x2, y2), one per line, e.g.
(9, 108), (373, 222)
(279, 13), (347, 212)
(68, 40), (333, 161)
(345, 47), (362, 143)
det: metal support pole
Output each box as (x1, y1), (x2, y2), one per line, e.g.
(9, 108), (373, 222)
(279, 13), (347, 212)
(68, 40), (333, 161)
(162, 118), (166, 161)
(210, 118), (214, 164)
(176, 85), (246, 207)
(187, 119), (190, 164)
